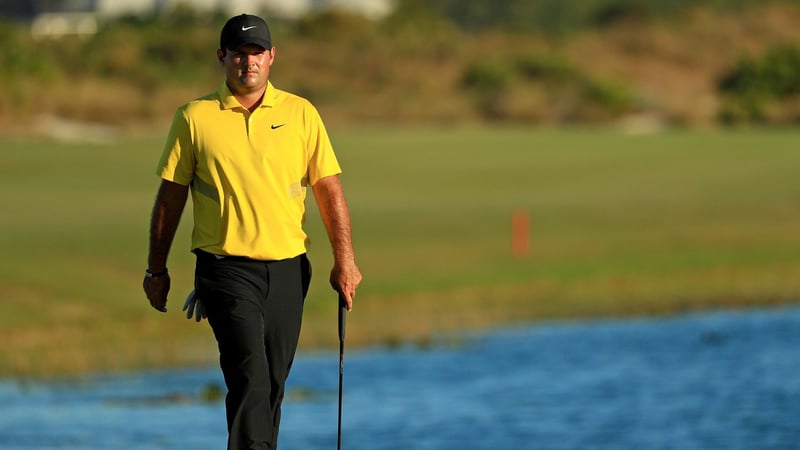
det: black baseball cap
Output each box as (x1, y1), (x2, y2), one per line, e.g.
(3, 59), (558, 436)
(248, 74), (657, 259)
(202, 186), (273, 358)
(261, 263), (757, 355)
(220, 14), (272, 51)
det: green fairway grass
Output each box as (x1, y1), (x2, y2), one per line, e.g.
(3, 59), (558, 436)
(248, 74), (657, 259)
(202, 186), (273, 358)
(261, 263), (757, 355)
(1, 127), (799, 376)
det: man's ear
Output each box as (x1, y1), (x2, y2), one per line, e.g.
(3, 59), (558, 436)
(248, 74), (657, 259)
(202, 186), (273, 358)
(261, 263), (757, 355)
(216, 49), (225, 65)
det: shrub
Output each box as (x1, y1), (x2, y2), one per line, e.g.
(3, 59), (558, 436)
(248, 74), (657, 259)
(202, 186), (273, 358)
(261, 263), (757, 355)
(516, 54), (577, 81)
(589, 2), (652, 28)
(460, 54), (635, 122)
(461, 60), (514, 92)
(581, 77), (633, 113)
(718, 45), (800, 123)
(0, 20), (61, 81)
(292, 9), (375, 41)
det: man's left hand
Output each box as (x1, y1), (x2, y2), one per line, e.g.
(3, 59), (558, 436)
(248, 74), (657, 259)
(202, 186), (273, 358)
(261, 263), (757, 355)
(330, 260), (362, 311)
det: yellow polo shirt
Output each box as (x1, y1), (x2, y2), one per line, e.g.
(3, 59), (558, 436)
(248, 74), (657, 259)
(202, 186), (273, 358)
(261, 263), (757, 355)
(156, 81), (342, 260)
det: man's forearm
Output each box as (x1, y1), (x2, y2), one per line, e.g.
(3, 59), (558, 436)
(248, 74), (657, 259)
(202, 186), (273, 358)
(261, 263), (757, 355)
(313, 174), (362, 307)
(148, 180), (189, 271)
(313, 175), (355, 263)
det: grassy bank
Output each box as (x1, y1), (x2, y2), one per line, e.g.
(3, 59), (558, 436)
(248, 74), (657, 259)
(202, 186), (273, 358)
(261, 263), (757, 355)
(3, 2), (800, 130)
(1, 127), (799, 377)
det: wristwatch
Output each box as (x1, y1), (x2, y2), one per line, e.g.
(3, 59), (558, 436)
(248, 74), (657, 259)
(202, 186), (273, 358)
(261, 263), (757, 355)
(145, 268), (169, 278)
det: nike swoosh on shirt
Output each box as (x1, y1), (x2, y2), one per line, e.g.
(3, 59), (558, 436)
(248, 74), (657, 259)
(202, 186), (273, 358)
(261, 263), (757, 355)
(271, 124), (286, 130)
(241, 26), (257, 31)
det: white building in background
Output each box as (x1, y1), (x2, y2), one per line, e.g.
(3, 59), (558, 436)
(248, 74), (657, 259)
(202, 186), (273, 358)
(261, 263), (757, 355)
(35, 0), (393, 19)
(24, 0), (394, 37)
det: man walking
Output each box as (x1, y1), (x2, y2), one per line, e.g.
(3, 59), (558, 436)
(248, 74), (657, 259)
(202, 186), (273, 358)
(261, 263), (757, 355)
(142, 14), (362, 449)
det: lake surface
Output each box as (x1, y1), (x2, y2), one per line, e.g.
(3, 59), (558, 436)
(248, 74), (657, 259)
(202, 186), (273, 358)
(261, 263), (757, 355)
(1, 307), (799, 449)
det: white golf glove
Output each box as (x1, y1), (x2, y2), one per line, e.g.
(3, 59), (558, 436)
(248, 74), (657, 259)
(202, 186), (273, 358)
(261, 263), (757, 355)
(182, 289), (206, 322)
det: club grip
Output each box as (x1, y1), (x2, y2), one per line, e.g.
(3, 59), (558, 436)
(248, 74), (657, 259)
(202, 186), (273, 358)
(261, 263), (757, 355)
(338, 293), (347, 343)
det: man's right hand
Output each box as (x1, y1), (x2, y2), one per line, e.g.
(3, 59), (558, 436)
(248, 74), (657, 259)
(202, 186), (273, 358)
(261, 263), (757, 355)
(144, 180), (189, 314)
(143, 273), (170, 313)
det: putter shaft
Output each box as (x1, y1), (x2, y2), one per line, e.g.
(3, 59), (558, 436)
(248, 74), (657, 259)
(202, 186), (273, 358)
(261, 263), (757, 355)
(337, 294), (347, 450)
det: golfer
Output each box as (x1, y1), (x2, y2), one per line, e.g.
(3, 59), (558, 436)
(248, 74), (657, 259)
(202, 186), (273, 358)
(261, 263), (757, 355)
(142, 13), (362, 449)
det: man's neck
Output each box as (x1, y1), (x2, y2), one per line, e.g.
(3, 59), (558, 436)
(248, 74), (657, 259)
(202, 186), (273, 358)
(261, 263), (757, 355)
(228, 82), (266, 112)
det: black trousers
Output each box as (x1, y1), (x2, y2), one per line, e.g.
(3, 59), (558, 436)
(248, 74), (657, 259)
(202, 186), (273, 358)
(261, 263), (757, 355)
(195, 251), (311, 450)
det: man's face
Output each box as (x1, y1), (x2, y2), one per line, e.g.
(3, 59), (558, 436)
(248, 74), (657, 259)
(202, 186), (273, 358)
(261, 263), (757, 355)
(218, 44), (274, 95)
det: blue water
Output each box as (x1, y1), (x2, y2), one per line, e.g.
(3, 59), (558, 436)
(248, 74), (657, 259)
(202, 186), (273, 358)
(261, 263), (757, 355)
(1, 307), (799, 449)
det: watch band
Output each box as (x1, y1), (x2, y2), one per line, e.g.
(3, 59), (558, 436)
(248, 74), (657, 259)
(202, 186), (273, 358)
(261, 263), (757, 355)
(145, 268), (169, 278)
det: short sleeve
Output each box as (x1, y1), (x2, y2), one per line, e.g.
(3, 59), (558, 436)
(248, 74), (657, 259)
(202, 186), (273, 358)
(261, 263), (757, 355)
(156, 108), (195, 186)
(305, 104), (341, 185)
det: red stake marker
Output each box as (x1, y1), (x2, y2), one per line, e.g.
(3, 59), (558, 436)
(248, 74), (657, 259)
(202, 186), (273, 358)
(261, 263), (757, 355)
(512, 209), (530, 259)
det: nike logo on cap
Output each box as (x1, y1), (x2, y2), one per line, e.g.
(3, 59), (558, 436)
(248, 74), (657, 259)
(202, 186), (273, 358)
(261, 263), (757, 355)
(242, 25), (256, 31)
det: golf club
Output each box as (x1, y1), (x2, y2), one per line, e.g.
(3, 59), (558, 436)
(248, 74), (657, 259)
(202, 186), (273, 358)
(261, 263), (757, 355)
(337, 292), (347, 450)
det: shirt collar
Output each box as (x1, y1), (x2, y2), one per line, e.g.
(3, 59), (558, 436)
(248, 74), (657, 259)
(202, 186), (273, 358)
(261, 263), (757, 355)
(218, 81), (277, 110)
